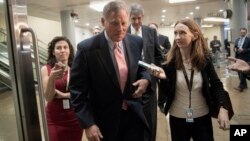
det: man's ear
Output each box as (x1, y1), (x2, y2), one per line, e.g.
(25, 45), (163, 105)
(101, 18), (105, 26)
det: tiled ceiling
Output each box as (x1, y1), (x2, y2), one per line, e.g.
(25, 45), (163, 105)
(20, 0), (250, 28)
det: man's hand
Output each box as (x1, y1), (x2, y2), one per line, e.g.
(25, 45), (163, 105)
(132, 79), (149, 98)
(227, 57), (250, 73)
(85, 124), (103, 141)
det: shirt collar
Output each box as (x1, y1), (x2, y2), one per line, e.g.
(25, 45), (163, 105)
(104, 30), (122, 50)
(130, 25), (142, 36)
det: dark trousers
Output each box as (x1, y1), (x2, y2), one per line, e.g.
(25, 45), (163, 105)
(239, 72), (247, 88)
(158, 80), (166, 112)
(143, 93), (157, 141)
(170, 114), (214, 141)
(116, 109), (145, 141)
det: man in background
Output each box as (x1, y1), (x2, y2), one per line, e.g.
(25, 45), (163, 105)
(127, 3), (163, 141)
(234, 28), (250, 92)
(210, 35), (221, 68)
(148, 23), (171, 55)
(148, 22), (170, 114)
(92, 27), (101, 35)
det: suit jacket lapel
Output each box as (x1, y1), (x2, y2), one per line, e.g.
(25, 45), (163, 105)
(96, 33), (120, 89)
(127, 25), (132, 34)
(123, 36), (137, 83)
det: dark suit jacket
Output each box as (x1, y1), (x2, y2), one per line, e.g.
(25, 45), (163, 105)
(69, 32), (151, 141)
(158, 34), (171, 53)
(210, 39), (221, 52)
(159, 59), (233, 117)
(234, 36), (250, 62)
(127, 25), (163, 92)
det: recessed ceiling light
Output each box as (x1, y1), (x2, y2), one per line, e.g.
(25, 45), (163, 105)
(161, 15), (166, 18)
(169, 0), (196, 4)
(203, 17), (229, 22)
(219, 9), (224, 12)
(195, 6), (200, 10)
(89, 0), (112, 12)
(161, 19), (165, 22)
(86, 23), (90, 26)
(201, 24), (213, 28)
(185, 17), (190, 19)
(190, 12), (194, 15)
(162, 9), (166, 13)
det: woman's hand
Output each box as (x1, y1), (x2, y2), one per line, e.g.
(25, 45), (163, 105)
(54, 90), (70, 99)
(50, 63), (65, 80)
(149, 64), (166, 79)
(227, 57), (250, 73)
(217, 107), (230, 130)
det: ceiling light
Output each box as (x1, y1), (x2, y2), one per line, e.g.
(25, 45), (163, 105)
(195, 6), (200, 10)
(201, 24), (214, 28)
(189, 12), (194, 15)
(161, 19), (165, 22)
(203, 17), (229, 22)
(86, 23), (90, 26)
(169, 0), (196, 4)
(89, 0), (112, 12)
(161, 15), (165, 18)
(185, 17), (190, 19)
(219, 9), (223, 12)
(162, 9), (166, 13)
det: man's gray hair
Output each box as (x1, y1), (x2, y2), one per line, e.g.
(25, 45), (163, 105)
(129, 3), (144, 15)
(103, 1), (128, 19)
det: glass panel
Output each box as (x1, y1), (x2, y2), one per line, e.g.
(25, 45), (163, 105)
(0, 1), (18, 141)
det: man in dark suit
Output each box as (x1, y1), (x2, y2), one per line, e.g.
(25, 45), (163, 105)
(148, 22), (171, 113)
(127, 3), (163, 141)
(210, 35), (222, 68)
(234, 28), (250, 92)
(148, 23), (171, 55)
(69, 1), (151, 141)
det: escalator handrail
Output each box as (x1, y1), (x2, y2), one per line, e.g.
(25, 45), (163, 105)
(20, 28), (49, 141)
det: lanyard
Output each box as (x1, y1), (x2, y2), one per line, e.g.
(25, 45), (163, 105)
(182, 66), (194, 108)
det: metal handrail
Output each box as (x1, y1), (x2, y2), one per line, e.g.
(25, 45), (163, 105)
(20, 28), (49, 141)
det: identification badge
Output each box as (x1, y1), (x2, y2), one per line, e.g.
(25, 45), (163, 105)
(63, 99), (70, 109)
(186, 108), (194, 123)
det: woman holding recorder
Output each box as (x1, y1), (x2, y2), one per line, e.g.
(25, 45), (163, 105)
(41, 36), (83, 141)
(149, 19), (233, 141)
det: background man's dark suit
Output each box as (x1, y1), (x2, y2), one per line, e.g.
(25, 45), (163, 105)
(158, 34), (171, 54)
(157, 34), (171, 112)
(127, 25), (163, 141)
(69, 32), (151, 141)
(234, 36), (250, 90)
(235, 37), (250, 62)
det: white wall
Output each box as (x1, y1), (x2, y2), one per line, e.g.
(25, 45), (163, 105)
(27, 16), (62, 45)
(202, 26), (222, 45)
(157, 26), (223, 48)
(158, 27), (174, 45)
(27, 16), (95, 48)
(75, 26), (92, 46)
